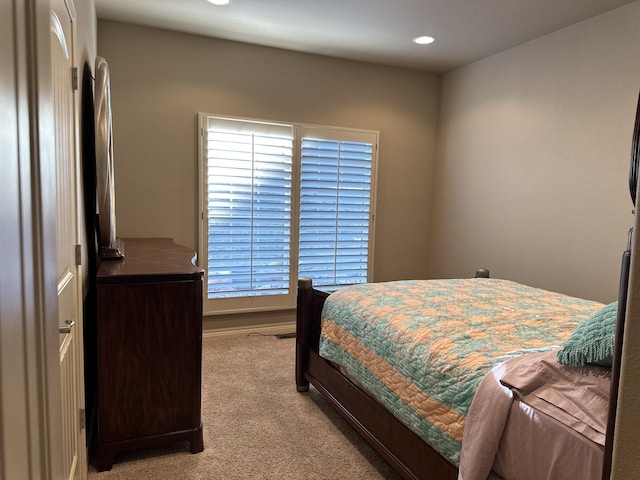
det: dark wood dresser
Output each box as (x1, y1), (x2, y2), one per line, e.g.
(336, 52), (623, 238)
(93, 238), (204, 471)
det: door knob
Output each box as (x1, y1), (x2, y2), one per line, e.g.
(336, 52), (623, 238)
(59, 319), (76, 334)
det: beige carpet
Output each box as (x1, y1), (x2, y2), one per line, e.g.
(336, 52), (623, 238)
(88, 333), (402, 479)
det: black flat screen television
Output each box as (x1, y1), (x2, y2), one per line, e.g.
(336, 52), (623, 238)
(93, 56), (123, 259)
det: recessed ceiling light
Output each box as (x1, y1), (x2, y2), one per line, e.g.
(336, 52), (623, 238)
(413, 36), (435, 45)
(207, 0), (230, 5)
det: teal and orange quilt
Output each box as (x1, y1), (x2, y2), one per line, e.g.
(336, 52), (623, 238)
(319, 278), (602, 466)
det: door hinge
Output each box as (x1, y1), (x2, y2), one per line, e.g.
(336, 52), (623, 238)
(75, 244), (82, 266)
(80, 408), (85, 429)
(72, 66), (78, 91)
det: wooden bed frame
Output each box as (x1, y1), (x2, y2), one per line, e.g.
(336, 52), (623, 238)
(295, 266), (629, 480)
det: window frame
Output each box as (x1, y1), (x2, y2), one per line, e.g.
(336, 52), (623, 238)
(197, 113), (378, 316)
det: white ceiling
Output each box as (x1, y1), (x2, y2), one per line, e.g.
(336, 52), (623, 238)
(95, 0), (637, 73)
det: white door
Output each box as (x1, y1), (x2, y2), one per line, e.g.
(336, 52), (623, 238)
(50, 0), (87, 479)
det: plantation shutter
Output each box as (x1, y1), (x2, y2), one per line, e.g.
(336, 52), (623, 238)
(199, 115), (378, 314)
(203, 116), (294, 307)
(298, 128), (376, 290)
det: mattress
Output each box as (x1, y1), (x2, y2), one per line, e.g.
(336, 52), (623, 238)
(318, 278), (603, 466)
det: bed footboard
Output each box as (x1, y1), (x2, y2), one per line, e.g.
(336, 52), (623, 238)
(295, 277), (329, 392)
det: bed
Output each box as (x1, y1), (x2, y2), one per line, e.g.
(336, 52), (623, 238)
(295, 92), (640, 480)
(296, 272), (624, 480)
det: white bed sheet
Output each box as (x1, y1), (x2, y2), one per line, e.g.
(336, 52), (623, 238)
(459, 350), (610, 480)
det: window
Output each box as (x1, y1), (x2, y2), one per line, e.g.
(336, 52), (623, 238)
(198, 115), (378, 315)
(298, 128), (374, 289)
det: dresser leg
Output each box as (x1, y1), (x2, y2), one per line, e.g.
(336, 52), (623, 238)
(190, 423), (204, 453)
(94, 446), (116, 472)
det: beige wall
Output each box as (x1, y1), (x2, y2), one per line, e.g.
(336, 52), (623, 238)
(76, 0), (96, 72)
(97, 20), (440, 284)
(431, 1), (640, 303)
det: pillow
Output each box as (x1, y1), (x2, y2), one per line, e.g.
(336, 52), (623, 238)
(556, 301), (618, 368)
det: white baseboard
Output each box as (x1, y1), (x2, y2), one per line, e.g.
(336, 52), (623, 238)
(203, 321), (296, 338)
